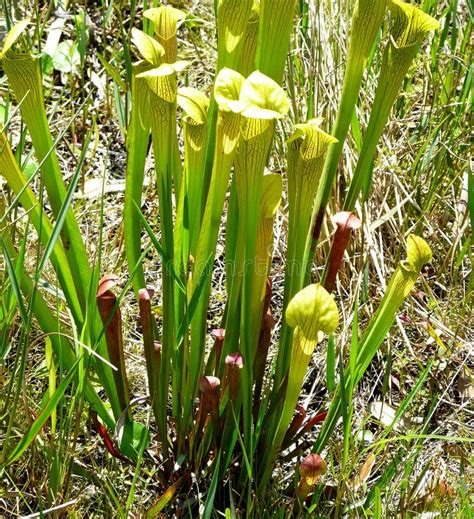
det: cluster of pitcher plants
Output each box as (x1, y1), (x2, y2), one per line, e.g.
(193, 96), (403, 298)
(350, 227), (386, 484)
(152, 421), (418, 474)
(0, 0), (438, 512)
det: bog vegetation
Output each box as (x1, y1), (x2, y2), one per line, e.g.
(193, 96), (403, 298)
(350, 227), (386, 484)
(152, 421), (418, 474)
(0, 0), (472, 517)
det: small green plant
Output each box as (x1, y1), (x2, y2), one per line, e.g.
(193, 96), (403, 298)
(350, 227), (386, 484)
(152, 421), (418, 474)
(1, 0), (440, 513)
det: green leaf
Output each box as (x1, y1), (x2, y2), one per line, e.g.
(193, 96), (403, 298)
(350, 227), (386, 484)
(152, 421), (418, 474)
(45, 337), (57, 433)
(216, 0), (253, 70)
(144, 478), (183, 517)
(256, 0), (298, 84)
(136, 61), (188, 103)
(143, 5), (186, 63)
(97, 52), (127, 91)
(203, 454), (221, 519)
(124, 64), (152, 297)
(52, 40), (81, 75)
(144, 6), (186, 36)
(326, 336), (336, 393)
(176, 253), (213, 346)
(389, 0), (439, 48)
(22, 159), (38, 180)
(468, 170), (474, 233)
(134, 201), (186, 294)
(36, 131), (89, 278)
(1, 238), (28, 325)
(259, 172), (282, 218)
(136, 60), (188, 78)
(287, 118), (338, 159)
(117, 419), (150, 459)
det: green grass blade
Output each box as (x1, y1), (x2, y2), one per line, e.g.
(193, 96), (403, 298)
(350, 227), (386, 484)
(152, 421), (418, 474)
(3, 359), (79, 466)
(202, 453), (221, 519)
(35, 131), (89, 280)
(1, 238), (28, 325)
(326, 335), (336, 393)
(0, 131), (84, 326)
(134, 201), (185, 293)
(176, 253), (213, 347)
(378, 359), (433, 442)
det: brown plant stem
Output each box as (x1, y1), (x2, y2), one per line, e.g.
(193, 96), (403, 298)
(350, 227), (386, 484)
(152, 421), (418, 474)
(282, 404), (306, 450)
(138, 288), (162, 430)
(211, 328), (225, 376)
(96, 275), (130, 416)
(323, 211), (361, 292)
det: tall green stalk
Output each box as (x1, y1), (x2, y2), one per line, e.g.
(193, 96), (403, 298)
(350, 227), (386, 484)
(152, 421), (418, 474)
(137, 60), (186, 463)
(2, 51), (91, 311)
(131, 10), (188, 461)
(231, 71), (289, 458)
(183, 68), (243, 447)
(177, 87), (209, 257)
(124, 62), (152, 297)
(216, 0), (253, 71)
(236, 1), (260, 77)
(313, 235), (432, 452)
(250, 173), (282, 323)
(276, 119), (337, 389)
(256, 0), (298, 84)
(199, 0), (253, 227)
(142, 6), (185, 197)
(260, 283), (339, 488)
(173, 88), (209, 408)
(308, 0), (386, 246)
(343, 0), (439, 210)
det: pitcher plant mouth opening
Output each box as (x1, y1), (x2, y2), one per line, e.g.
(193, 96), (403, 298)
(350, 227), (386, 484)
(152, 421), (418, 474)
(143, 5), (186, 63)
